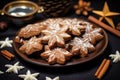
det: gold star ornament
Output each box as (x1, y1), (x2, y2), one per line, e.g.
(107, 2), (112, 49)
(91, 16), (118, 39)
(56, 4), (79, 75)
(93, 2), (120, 28)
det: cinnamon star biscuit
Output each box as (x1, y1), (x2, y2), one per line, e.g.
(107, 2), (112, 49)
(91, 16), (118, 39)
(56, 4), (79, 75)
(41, 29), (71, 48)
(83, 26), (103, 44)
(41, 47), (72, 64)
(18, 23), (46, 38)
(19, 36), (43, 55)
(70, 37), (95, 57)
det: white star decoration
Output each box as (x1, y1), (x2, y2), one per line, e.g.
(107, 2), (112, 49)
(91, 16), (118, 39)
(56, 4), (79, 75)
(0, 37), (13, 48)
(18, 70), (39, 80)
(109, 50), (120, 63)
(0, 70), (4, 74)
(46, 76), (59, 80)
(5, 62), (24, 74)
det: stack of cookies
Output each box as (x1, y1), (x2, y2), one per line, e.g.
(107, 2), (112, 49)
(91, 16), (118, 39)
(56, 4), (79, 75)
(14, 18), (104, 65)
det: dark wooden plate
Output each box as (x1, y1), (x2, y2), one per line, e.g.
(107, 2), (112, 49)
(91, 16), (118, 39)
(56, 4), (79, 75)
(13, 22), (108, 68)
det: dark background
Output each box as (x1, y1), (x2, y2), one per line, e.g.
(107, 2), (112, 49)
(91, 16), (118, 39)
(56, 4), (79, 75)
(0, 0), (120, 80)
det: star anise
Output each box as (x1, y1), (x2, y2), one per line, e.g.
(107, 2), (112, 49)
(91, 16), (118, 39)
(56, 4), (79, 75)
(74, 0), (92, 16)
(70, 37), (95, 57)
(19, 36), (43, 55)
(40, 47), (72, 64)
(0, 21), (8, 31)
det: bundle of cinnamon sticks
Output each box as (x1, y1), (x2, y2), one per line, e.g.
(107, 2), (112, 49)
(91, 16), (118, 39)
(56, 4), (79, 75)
(95, 58), (111, 79)
(0, 50), (15, 60)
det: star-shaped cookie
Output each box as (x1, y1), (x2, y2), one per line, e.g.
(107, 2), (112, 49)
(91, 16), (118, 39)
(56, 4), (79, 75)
(5, 62), (24, 74)
(18, 23), (46, 38)
(67, 19), (87, 36)
(83, 26), (103, 45)
(70, 37), (95, 57)
(18, 70), (39, 80)
(39, 18), (68, 32)
(0, 37), (13, 48)
(19, 36), (43, 55)
(41, 47), (72, 64)
(41, 29), (71, 48)
(109, 50), (120, 63)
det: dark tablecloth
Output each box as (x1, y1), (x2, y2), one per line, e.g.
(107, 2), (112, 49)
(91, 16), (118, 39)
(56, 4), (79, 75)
(0, 0), (120, 80)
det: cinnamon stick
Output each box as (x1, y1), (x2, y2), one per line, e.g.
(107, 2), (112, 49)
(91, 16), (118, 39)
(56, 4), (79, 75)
(95, 59), (107, 77)
(88, 15), (120, 37)
(97, 59), (110, 79)
(95, 59), (111, 79)
(1, 50), (15, 60)
(1, 54), (11, 60)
